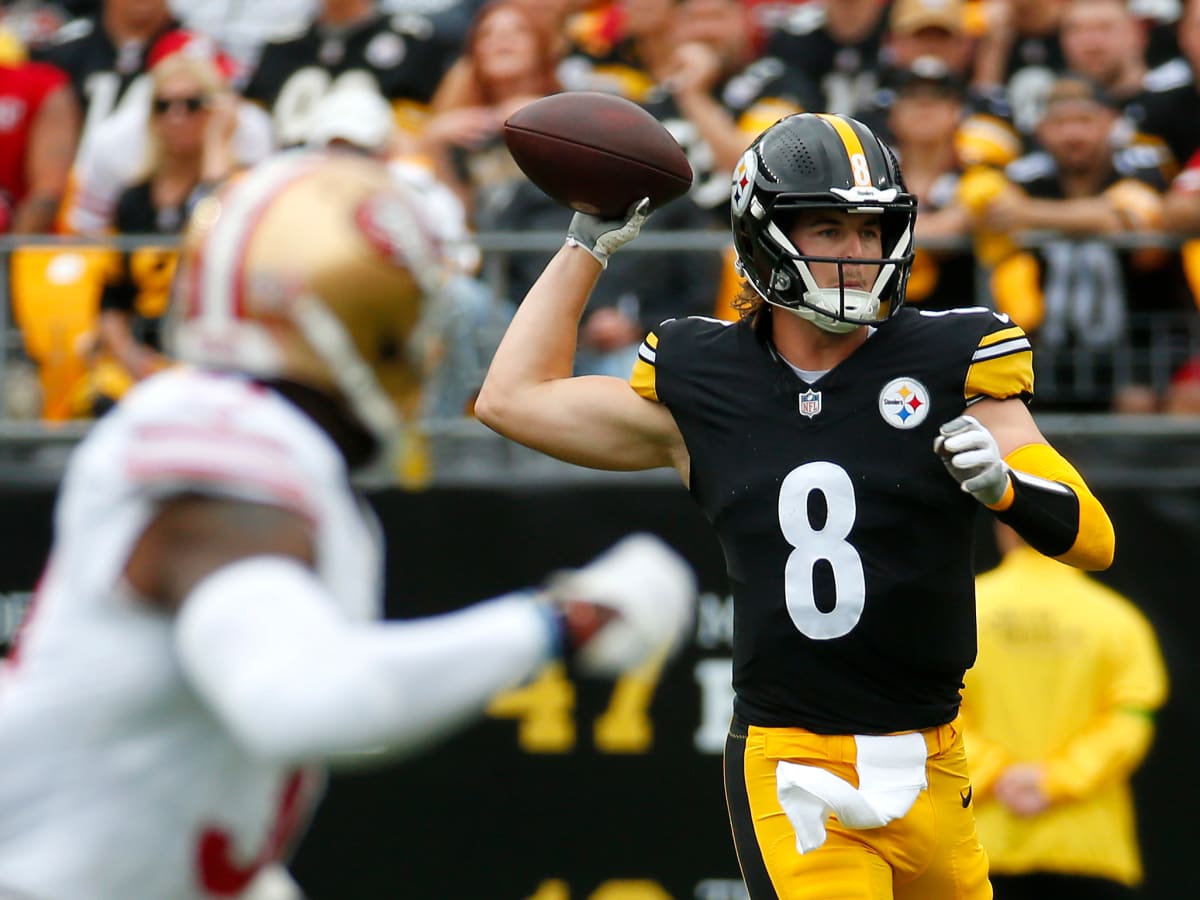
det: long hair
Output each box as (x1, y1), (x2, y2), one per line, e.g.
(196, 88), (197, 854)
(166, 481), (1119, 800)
(731, 282), (766, 323)
(431, 0), (562, 111)
(138, 53), (225, 183)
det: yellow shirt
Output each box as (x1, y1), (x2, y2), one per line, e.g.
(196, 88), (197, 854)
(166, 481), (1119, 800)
(961, 547), (1168, 885)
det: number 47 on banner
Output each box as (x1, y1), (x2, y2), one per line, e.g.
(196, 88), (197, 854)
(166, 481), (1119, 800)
(487, 657), (664, 754)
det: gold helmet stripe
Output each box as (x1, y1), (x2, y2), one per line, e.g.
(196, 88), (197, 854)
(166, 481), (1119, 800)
(200, 155), (323, 327)
(815, 113), (872, 187)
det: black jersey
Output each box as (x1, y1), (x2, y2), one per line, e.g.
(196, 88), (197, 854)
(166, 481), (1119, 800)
(999, 31), (1066, 137)
(763, 3), (887, 116)
(998, 148), (1189, 409)
(32, 14), (179, 150)
(1131, 58), (1200, 168)
(242, 12), (447, 146)
(631, 308), (1034, 734)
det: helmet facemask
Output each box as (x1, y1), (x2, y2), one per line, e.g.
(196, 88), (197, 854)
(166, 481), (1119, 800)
(755, 197), (916, 334)
(730, 113), (918, 333)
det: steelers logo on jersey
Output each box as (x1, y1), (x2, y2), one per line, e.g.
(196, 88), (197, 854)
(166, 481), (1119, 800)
(878, 377), (930, 429)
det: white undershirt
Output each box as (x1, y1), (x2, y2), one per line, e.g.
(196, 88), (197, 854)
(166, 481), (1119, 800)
(785, 362), (830, 383)
(778, 327), (878, 384)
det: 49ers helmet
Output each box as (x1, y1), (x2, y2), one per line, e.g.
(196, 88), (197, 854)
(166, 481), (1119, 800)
(731, 113), (917, 332)
(170, 151), (446, 453)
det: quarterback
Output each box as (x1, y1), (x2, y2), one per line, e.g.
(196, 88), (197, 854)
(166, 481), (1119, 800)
(477, 113), (1115, 899)
(0, 152), (697, 900)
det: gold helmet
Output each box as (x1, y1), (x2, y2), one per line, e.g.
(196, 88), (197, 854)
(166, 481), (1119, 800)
(170, 151), (446, 453)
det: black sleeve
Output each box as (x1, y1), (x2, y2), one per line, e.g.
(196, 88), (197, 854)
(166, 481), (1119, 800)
(99, 266), (135, 314)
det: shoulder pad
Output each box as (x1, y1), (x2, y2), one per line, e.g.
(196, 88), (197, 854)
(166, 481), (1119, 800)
(1005, 152), (1056, 185)
(1143, 57), (1194, 93)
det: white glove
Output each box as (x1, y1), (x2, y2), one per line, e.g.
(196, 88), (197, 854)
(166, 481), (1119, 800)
(565, 198), (650, 268)
(546, 533), (697, 676)
(933, 415), (1010, 506)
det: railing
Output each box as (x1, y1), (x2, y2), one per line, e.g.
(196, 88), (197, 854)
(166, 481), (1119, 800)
(3, 230), (1200, 488)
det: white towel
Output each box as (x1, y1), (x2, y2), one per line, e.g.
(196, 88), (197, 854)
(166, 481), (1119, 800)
(775, 732), (929, 854)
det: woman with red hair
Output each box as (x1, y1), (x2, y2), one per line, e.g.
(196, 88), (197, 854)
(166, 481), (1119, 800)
(417, 0), (564, 221)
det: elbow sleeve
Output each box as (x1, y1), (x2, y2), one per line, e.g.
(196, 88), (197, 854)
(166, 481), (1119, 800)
(987, 443), (1115, 570)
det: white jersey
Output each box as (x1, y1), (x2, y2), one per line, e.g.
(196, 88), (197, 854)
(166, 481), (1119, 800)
(0, 368), (383, 900)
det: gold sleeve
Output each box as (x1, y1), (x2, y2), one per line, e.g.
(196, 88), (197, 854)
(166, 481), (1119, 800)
(629, 331), (660, 402)
(991, 443), (1116, 571)
(964, 325), (1034, 402)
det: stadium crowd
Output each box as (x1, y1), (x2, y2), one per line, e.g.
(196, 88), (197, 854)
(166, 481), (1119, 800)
(3, 0), (1200, 420)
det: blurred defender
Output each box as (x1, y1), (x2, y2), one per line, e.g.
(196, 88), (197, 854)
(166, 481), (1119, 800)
(0, 152), (697, 900)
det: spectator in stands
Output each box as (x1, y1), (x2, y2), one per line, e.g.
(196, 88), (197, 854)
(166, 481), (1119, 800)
(171, 0), (317, 74)
(972, 0), (1069, 137)
(970, 75), (1189, 412)
(886, 59), (978, 310)
(671, 0), (755, 73)
(663, 0), (816, 178)
(421, 0), (561, 223)
(860, 0), (1024, 172)
(1161, 148), (1200, 404)
(961, 523), (1168, 900)
(32, 0), (179, 163)
(0, 1), (71, 55)
(552, 0), (765, 220)
(241, 0), (449, 148)
(1060, 0), (1150, 107)
(1134, 0), (1200, 169)
(464, 0), (727, 376)
(86, 50), (240, 415)
(0, 53), (80, 233)
(1164, 146), (1200, 234)
(65, 29), (273, 236)
(1163, 355), (1200, 411)
(883, 0), (975, 79)
(758, 0), (890, 116)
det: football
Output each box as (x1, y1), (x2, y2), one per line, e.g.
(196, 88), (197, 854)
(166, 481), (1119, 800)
(503, 92), (694, 219)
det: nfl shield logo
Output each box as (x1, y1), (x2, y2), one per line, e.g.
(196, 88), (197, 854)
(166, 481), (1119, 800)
(799, 389), (822, 418)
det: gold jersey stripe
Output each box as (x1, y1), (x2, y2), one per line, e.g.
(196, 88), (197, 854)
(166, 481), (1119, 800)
(964, 348), (1034, 400)
(978, 325), (1026, 349)
(630, 356), (658, 402)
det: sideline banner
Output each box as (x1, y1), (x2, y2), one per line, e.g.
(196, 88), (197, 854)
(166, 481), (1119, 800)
(1, 483), (1195, 899)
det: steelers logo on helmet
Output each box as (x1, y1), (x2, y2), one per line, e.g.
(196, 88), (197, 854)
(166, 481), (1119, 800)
(730, 113), (917, 333)
(732, 149), (758, 218)
(878, 377), (931, 429)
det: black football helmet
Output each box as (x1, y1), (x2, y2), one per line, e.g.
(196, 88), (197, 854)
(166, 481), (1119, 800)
(731, 113), (917, 332)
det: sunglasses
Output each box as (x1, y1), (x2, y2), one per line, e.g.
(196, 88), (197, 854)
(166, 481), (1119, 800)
(151, 95), (210, 116)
